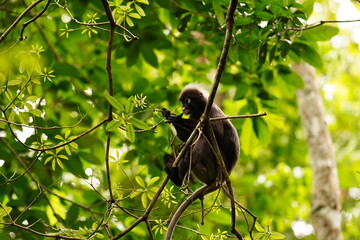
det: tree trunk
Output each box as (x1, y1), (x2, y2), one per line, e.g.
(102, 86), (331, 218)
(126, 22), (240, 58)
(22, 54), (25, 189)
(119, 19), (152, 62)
(293, 62), (342, 240)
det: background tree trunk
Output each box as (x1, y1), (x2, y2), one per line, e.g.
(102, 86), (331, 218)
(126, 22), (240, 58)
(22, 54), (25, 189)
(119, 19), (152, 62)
(293, 62), (342, 240)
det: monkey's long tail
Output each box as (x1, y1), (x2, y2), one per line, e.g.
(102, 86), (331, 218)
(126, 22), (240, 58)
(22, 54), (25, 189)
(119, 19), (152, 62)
(165, 185), (211, 240)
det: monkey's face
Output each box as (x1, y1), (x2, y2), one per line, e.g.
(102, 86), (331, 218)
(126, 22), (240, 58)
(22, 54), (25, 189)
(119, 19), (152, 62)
(181, 98), (192, 115)
(179, 88), (207, 118)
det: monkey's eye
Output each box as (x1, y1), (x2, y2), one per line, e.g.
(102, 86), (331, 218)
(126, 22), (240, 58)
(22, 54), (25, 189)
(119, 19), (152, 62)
(184, 98), (191, 104)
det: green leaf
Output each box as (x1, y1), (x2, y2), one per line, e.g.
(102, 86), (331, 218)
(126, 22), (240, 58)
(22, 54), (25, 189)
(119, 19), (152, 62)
(253, 117), (270, 145)
(270, 231), (286, 239)
(106, 120), (122, 131)
(240, 118), (255, 155)
(147, 176), (159, 187)
(8, 80), (22, 86)
(253, 233), (264, 240)
(0, 206), (12, 218)
(128, 13), (141, 19)
(257, 42), (267, 64)
(29, 108), (42, 117)
(55, 135), (64, 140)
(19, 112), (29, 124)
(125, 96), (135, 114)
(57, 158), (64, 169)
(69, 142), (78, 150)
(290, 42), (323, 68)
(126, 124), (135, 142)
(115, 15), (125, 25)
(135, 4), (145, 16)
(136, 0), (149, 4)
(269, 44), (276, 63)
(104, 93), (125, 111)
(65, 130), (71, 139)
(213, 0), (225, 26)
(130, 191), (140, 198)
(44, 156), (53, 165)
(300, 25), (339, 41)
(126, 16), (134, 27)
(141, 48), (158, 68)
(141, 192), (147, 208)
(64, 145), (71, 155)
(135, 176), (145, 188)
(131, 117), (151, 130)
(66, 205), (79, 225)
(52, 158), (56, 171)
(255, 221), (265, 232)
(58, 155), (69, 160)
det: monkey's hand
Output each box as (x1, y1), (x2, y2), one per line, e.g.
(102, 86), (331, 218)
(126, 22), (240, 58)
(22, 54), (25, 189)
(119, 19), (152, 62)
(161, 108), (182, 124)
(165, 163), (182, 186)
(161, 108), (172, 119)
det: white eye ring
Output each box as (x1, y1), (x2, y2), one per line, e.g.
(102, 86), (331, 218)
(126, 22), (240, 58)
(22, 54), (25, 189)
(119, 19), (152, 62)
(184, 98), (191, 104)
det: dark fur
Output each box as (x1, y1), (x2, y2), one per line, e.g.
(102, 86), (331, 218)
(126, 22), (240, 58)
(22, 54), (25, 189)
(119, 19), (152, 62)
(162, 85), (239, 186)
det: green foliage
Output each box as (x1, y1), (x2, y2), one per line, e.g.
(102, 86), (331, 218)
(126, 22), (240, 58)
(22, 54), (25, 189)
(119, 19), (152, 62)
(254, 221), (285, 240)
(109, 0), (149, 26)
(0, 0), (358, 239)
(130, 176), (159, 208)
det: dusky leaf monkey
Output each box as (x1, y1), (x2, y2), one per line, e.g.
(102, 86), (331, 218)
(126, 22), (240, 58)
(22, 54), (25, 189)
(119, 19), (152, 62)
(162, 84), (239, 186)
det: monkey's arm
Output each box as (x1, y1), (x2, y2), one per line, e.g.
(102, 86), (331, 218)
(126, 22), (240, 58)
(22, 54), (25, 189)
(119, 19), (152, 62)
(162, 108), (198, 142)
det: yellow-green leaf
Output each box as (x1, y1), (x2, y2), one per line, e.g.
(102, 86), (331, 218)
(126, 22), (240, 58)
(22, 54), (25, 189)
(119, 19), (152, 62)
(8, 80), (22, 86)
(135, 4), (145, 16)
(125, 16), (134, 27)
(135, 176), (145, 188)
(130, 191), (140, 198)
(126, 124), (135, 142)
(136, 0), (149, 4)
(64, 145), (71, 155)
(128, 13), (141, 19)
(270, 231), (286, 239)
(69, 142), (78, 149)
(147, 176), (159, 187)
(106, 120), (122, 131)
(29, 108), (42, 117)
(58, 155), (69, 160)
(57, 158), (64, 169)
(255, 221), (265, 232)
(131, 117), (151, 130)
(65, 130), (71, 139)
(104, 93), (125, 111)
(0, 207), (12, 218)
(141, 193), (147, 208)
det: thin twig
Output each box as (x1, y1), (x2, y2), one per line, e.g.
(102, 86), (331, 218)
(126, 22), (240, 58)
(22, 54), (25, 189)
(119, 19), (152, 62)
(0, 0), (44, 42)
(3, 117), (107, 152)
(0, 105), (93, 130)
(105, 132), (115, 202)
(210, 112), (267, 121)
(288, 19), (360, 31)
(19, 0), (51, 41)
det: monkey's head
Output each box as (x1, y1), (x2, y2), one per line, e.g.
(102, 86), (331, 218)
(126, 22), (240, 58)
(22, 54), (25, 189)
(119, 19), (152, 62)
(179, 84), (208, 118)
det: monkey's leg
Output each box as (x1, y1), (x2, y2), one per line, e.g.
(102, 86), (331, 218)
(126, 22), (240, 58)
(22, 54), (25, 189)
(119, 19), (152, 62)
(165, 149), (191, 187)
(164, 163), (182, 186)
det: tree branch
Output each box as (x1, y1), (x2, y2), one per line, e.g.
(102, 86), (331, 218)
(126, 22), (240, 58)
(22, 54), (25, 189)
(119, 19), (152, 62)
(19, 0), (51, 41)
(288, 19), (360, 31)
(0, 0), (44, 43)
(210, 112), (267, 121)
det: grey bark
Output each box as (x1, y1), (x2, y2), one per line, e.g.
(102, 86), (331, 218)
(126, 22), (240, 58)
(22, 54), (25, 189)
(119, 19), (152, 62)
(293, 62), (342, 240)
